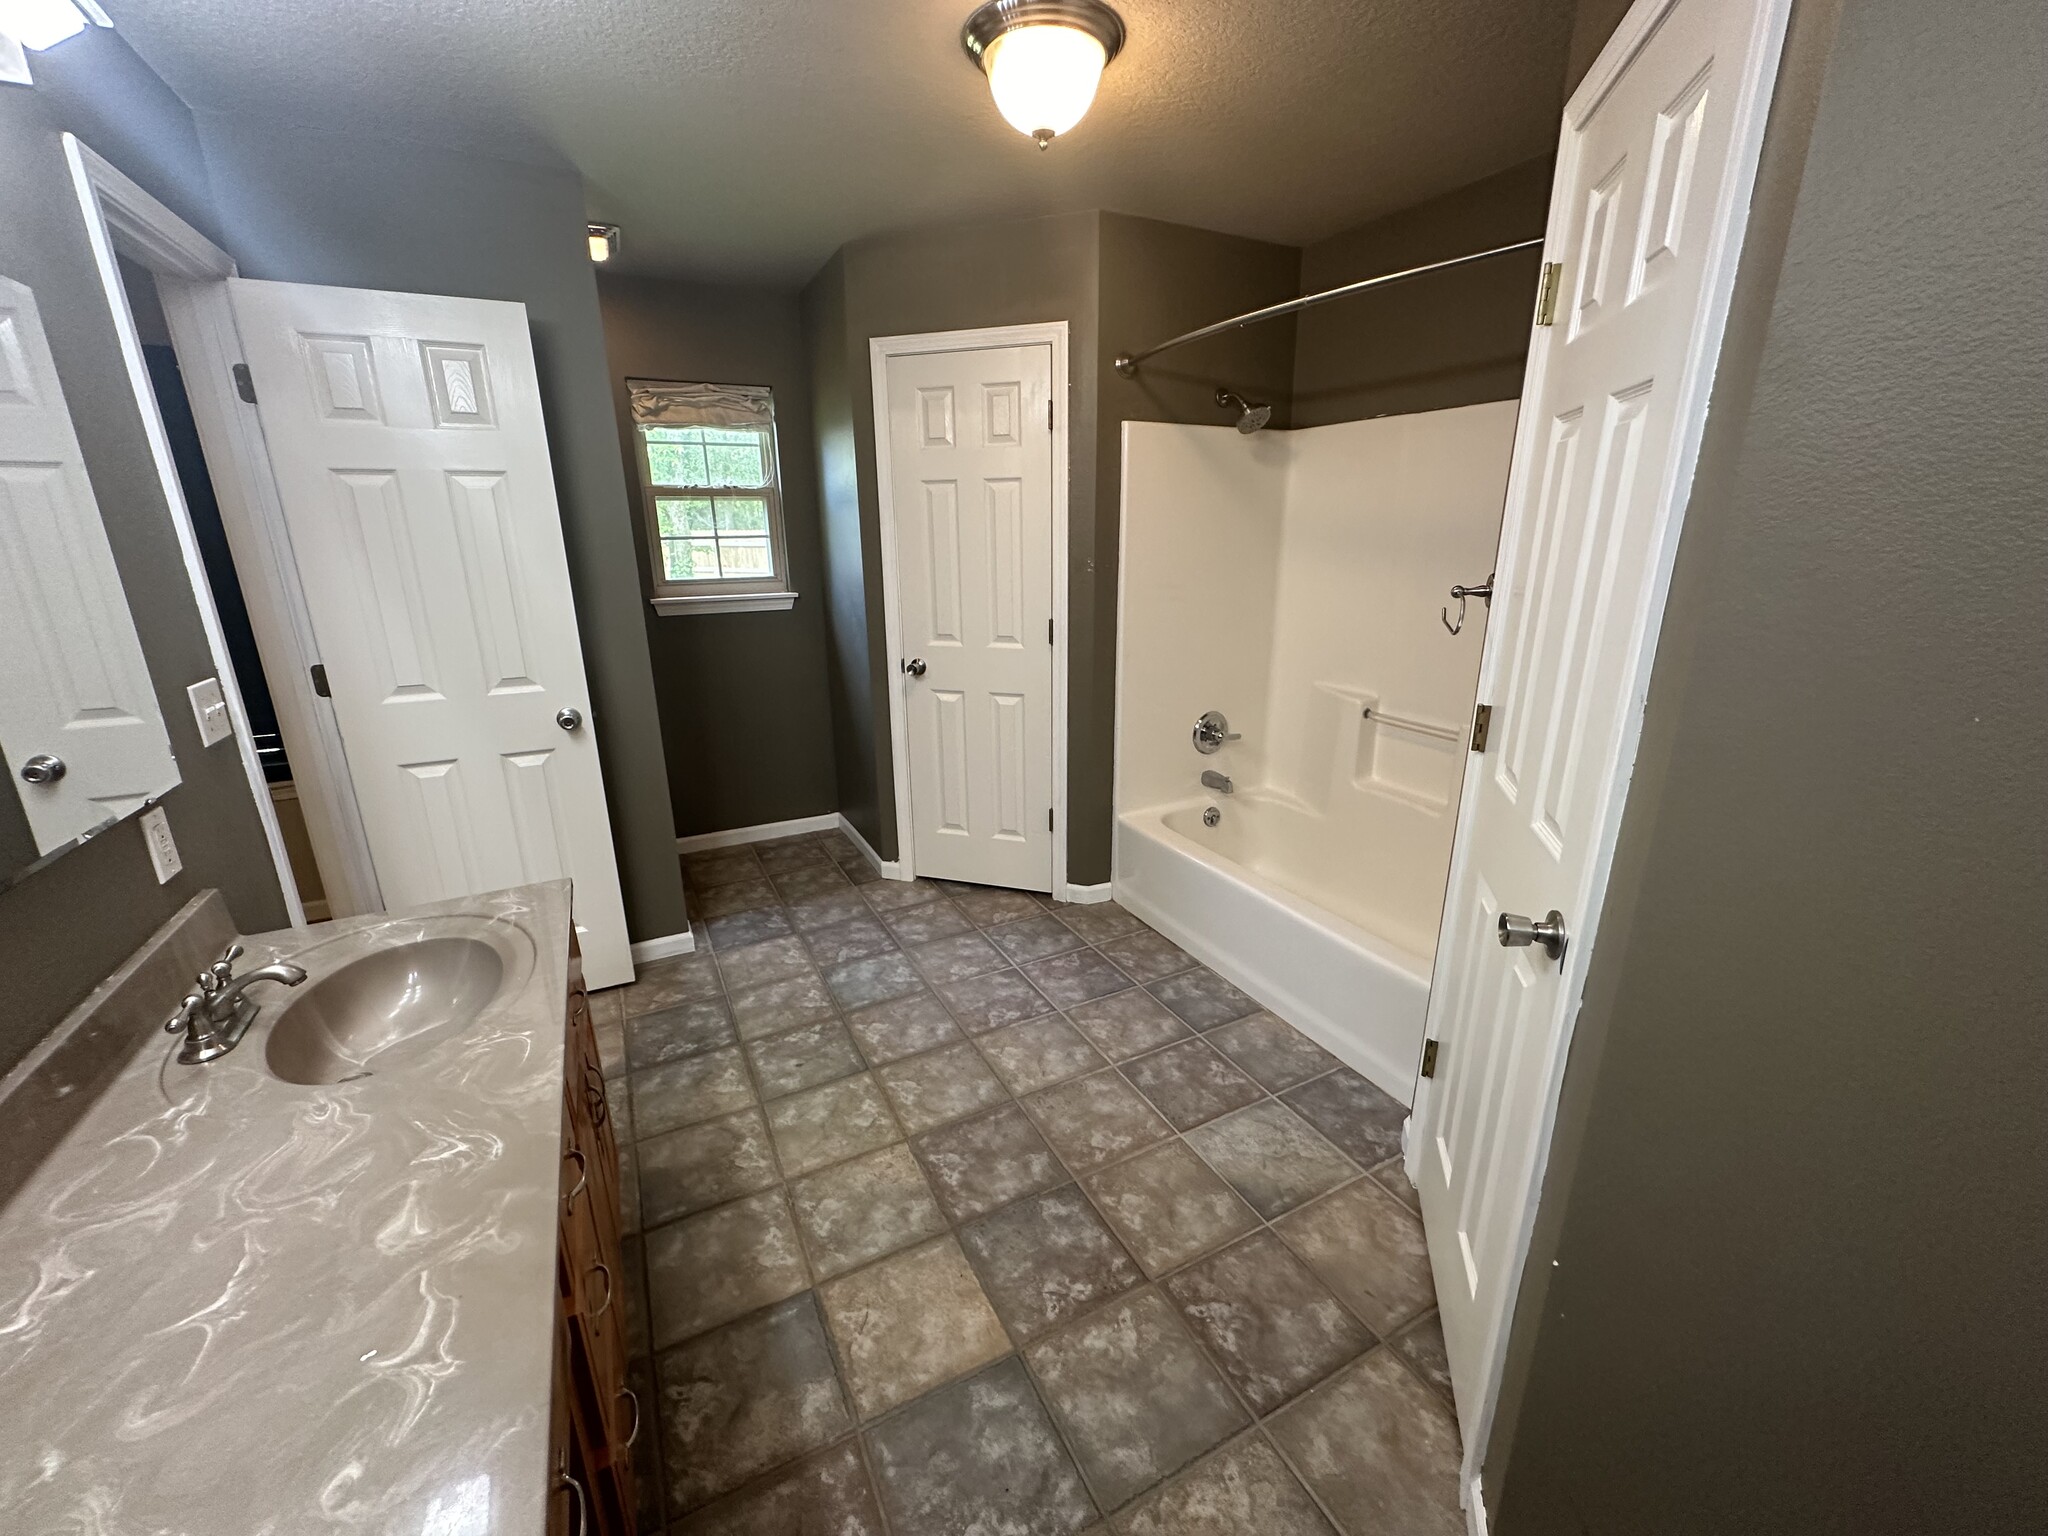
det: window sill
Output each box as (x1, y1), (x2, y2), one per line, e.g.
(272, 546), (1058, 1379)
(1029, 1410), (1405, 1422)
(650, 591), (798, 617)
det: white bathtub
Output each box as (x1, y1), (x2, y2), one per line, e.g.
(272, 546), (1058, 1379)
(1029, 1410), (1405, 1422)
(1113, 790), (1435, 1105)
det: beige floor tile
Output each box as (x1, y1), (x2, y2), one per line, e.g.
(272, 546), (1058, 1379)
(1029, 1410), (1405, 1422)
(818, 1235), (1011, 1418)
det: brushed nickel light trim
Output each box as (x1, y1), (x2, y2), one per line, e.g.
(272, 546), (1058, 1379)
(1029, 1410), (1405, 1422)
(961, 0), (1126, 67)
(962, 0), (1127, 148)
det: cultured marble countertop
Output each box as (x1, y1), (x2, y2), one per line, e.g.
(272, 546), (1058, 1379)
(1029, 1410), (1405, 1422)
(0, 881), (575, 1534)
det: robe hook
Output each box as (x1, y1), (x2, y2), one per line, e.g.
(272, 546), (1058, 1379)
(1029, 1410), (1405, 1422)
(1442, 575), (1495, 636)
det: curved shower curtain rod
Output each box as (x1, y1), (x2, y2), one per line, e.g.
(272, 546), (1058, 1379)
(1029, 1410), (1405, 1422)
(1111, 237), (1545, 377)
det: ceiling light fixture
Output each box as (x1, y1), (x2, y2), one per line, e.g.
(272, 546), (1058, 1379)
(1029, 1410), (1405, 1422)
(962, 0), (1125, 150)
(587, 224), (619, 263)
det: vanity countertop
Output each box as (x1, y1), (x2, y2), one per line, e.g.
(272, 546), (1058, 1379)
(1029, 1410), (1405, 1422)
(0, 881), (576, 1533)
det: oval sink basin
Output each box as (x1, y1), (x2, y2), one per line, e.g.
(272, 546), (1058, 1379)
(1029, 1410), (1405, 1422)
(266, 935), (507, 1085)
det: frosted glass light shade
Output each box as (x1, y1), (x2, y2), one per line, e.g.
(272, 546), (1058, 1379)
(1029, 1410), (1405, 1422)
(983, 24), (1108, 145)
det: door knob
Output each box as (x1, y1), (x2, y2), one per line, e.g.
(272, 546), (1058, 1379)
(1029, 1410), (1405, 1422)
(555, 707), (583, 732)
(902, 658), (927, 677)
(1498, 909), (1568, 962)
(18, 753), (66, 784)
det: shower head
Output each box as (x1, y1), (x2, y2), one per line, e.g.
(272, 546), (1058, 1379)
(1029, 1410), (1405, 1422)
(1215, 387), (1272, 434)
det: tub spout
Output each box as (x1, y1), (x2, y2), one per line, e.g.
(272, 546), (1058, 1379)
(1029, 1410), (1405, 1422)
(1200, 770), (1235, 795)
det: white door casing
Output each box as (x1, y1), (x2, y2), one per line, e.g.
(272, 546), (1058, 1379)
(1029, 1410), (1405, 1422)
(0, 274), (179, 854)
(228, 278), (633, 985)
(883, 340), (1056, 891)
(1411, 0), (1791, 1474)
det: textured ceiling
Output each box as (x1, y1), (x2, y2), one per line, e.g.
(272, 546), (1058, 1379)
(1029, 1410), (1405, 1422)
(102, 0), (1576, 284)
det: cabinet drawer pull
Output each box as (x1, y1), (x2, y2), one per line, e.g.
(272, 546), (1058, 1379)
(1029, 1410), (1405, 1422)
(619, 1384), (642, 1448)
(587, 1260), (614, 1318)
(556, 1464), (588, 1536)
(583, 1065), (608, 1126)
(562, 1147), (587, 1205)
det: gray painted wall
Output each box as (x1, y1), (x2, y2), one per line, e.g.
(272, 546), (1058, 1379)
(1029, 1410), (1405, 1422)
(1291, 157), (1553, 427)
(798, 211), (1301, 884)
(192, 114), (688, 944)
(1093, 214), (1302, 879)
(799, 253), (875, 855)
(595, 273), (838, 835)
(0, 34), (288, 1075)
(800, 212), (1102, 868)
(1487, 0), (2047, 1527)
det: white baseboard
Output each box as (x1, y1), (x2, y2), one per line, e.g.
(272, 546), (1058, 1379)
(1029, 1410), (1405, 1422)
(1060, 880), (1113, 904)
(675, 813), (839, 854)
(629, 930), (697, 964)
(837, 815), (906, 881)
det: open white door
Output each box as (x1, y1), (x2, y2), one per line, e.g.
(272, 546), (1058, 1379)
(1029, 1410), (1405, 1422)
(228, 278), (633, 986)
(1414, 0), (1790, 1466)
(0, 275), (179, 853)
(882, 340), (1057, 891)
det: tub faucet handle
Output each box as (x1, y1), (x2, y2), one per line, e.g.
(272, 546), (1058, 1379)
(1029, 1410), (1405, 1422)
(1193, 711), (1240, 755)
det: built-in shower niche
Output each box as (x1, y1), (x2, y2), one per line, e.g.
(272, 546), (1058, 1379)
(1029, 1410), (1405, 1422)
(1294, 682), (1461, 812)
(1113, 403), (1518, 1096)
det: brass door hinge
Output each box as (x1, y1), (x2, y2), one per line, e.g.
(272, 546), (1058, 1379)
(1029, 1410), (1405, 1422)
(1470, 703), (1493, 753)
(1420, 1039), (1440, 1078)
(1534, 262), (1562, 327)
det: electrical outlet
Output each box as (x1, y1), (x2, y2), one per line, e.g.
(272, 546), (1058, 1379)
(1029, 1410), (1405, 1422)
(141, 805), (182, 884)
(187, 678), (232, 747)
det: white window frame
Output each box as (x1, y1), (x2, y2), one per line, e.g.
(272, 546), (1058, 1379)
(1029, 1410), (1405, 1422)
(630, 380), (797, 616)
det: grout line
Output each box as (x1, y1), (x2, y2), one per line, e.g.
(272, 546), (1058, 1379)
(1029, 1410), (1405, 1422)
(642, 834), (1438, 1525)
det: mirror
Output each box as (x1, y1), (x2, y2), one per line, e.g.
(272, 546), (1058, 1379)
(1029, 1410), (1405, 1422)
(0, 272), (179, 881)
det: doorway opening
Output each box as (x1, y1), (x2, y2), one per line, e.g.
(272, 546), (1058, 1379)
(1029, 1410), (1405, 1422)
(69, 134), (643, 987)
(117, 256), (332, 920)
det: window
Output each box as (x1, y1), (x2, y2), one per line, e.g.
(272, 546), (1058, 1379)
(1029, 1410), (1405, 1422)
(629, 380), (794, 613)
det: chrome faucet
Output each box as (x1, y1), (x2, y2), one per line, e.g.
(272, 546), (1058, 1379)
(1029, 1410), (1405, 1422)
(1192, 710), (1242, 755)
(165, 943), (308, 1065)
(1200, 769), (1235, 795)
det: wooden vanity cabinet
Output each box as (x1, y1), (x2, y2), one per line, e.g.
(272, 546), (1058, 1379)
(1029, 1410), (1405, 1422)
(549, 944), (636, 1535)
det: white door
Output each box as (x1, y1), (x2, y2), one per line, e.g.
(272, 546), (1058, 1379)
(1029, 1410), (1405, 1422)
(1415, 0), (1789, 1439)
(0, 274), (179, 853)
(886, 343), (1055, 890)
(229, 278), (633, 986)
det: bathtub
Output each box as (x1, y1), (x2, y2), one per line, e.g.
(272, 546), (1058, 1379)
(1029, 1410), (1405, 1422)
(1113, 790), (1437, 1105)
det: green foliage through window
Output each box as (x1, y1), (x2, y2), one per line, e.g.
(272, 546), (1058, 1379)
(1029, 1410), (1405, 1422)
(640, 406), (784, 589)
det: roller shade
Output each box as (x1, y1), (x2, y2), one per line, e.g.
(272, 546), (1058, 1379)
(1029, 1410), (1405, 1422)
(628, 380), (774, 429)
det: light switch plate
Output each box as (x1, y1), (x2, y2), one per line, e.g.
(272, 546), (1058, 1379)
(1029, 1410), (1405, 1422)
(141, 805), (182, 884)
(187, 677), (232, 747)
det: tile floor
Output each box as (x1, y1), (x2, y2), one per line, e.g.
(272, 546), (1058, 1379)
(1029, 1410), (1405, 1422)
(589, 827), (1461, 1535)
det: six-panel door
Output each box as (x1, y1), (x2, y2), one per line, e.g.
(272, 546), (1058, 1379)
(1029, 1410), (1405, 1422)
(1418, 0), (1789, 1432)
(230, 278), (634, 986)
(885, 343), (1056, 891)
(0, 275), (179, 854)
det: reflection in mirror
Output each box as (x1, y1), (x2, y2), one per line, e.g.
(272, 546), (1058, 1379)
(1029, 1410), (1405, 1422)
(0, 273), (179, 881)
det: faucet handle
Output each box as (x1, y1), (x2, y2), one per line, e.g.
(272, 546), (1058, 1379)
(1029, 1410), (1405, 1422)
(165, 992), (205, 1034)
(201, 943), (245, 995)
(1192, 711), (1242, 755)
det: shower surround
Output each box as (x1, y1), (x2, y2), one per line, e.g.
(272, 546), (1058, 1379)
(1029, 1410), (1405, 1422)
(1113, 403), (1518, 1100)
